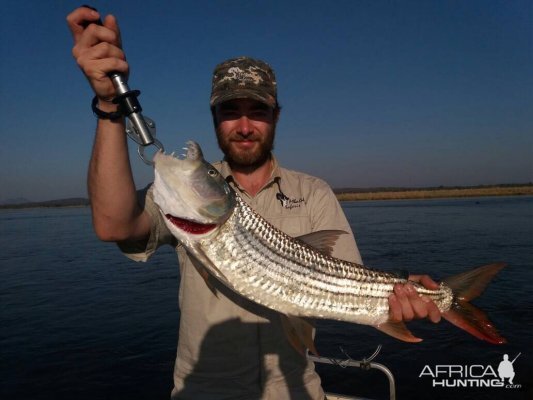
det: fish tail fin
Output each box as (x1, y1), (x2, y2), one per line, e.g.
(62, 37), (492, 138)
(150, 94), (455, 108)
(442, 262), (507, 344)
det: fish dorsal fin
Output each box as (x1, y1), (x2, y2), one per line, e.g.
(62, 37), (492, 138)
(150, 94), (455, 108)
(376, 321), (423, 343)
(280, 315), (319, 356)
(391, 269), (410, 280)
(296, 230), (348, 256)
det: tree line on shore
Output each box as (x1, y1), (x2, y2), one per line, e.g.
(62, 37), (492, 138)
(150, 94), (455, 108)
(1, 183), (531, 209)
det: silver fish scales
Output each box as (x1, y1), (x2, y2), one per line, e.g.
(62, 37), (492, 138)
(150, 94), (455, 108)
(199, 194), (454, 326)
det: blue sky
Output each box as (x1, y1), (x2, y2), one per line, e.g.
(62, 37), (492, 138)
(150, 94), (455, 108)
(0, 0), (531, 201)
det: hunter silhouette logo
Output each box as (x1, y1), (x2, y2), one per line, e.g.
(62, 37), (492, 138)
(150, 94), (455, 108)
(419, 353), (522, 389)
(498, 353), (520, 384)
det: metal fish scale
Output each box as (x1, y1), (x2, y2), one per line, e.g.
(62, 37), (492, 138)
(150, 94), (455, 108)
(199, 194), (454, 325)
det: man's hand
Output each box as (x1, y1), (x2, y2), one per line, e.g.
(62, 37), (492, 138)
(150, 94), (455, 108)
(388, 275), (442, 323)
(66, 6), (128, 110)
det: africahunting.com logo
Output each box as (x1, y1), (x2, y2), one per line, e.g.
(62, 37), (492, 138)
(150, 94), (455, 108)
(419, 353), (521, 389)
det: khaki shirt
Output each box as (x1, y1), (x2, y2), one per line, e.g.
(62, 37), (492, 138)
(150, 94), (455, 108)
(119, 156), (362, 400)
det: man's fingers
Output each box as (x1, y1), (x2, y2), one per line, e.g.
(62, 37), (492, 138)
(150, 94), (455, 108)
(394, 284), (414, 321)
(388, 294), (402, 322)
(389, 283), (442, 324)
(72, 24), (122, 63)
(419, 275), (440, 290)
(76, 23), (120, 50)
(403, 283), (426, 318)
(421, 296), (442, 323)
(410, 299), (430, 320)
(74, 40), (128, 79)
(68, 7), (121, 59)
(103, 15), (122, 48)
(66, 7), (101, 42)
(82, 58), (129, 81)
(409, 274), (440, 290)
(82, 41), (126, 63)
(66, 7), (128, 101)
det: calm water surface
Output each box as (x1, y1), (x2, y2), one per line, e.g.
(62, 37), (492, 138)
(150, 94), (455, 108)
(1, 196), (532, 399)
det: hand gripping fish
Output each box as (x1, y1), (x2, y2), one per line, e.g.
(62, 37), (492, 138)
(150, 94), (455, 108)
(153, 141), (506, 353)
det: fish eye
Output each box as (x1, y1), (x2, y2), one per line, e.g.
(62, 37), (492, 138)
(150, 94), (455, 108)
(208, 169), (219, 177)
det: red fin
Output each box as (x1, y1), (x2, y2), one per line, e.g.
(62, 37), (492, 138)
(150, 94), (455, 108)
(376, 321), (423, 343)
(443, 262), (506, 301)
(441, 262), (507, 344)
(443, 301), (507, 344)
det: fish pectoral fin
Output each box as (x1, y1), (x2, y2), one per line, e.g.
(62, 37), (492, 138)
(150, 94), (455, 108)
(199, 265), (218, 297)
(280, 315), (319, 356)
(296, 230), (348, 256)
(190, 253), (232, 297)
(190, 257), (219, 297)
(376, 321), (423, 343)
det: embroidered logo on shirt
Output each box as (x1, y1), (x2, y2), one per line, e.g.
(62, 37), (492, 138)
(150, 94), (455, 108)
(276, 193), (305, 209)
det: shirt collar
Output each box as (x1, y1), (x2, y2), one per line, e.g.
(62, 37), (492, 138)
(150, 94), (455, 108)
(217, 154), (282, 194)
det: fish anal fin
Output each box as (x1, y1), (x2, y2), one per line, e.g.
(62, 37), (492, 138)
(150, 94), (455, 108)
(376, 321), (423, 343)
(296, 230), (348, 256)
(280, 315), (319, 356)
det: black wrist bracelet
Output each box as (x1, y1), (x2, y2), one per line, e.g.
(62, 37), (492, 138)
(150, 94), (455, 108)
(91, 96), (123, 120)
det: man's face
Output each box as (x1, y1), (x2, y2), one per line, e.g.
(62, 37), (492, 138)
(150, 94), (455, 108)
(215, 98), (278, 170)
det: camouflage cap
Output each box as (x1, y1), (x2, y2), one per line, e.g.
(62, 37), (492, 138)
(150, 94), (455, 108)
(210, 56), (277, 108)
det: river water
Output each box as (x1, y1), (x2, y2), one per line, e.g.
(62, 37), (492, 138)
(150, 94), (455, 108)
(1, 196), (532, 399)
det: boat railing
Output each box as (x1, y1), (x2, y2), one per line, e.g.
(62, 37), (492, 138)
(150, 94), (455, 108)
(308, 345), (396, 400)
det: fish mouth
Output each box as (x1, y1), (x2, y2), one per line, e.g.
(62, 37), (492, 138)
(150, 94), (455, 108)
(165, 214), (217, 235)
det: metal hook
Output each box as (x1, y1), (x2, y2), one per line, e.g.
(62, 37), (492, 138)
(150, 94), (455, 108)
(138, 139), (164, 166)
(125, 116), (165, 165)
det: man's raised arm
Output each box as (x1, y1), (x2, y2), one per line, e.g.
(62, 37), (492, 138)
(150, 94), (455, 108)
(67, 6), (150, 242)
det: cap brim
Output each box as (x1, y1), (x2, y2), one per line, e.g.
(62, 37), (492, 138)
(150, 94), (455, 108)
(210, 89), (276, 108)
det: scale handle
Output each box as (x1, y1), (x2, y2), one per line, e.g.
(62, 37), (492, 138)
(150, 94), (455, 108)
(80, 5), (154, 146)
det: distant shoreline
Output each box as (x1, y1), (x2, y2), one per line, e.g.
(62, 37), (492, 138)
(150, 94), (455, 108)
(0, 198), (90, 210)
(1, 184), (531, 209)
(335, 184), (533, 202)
